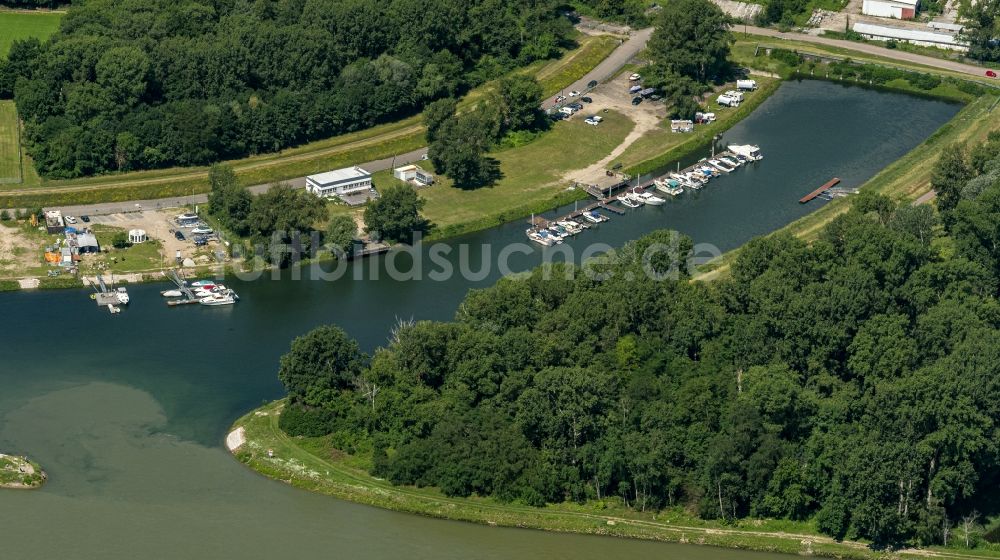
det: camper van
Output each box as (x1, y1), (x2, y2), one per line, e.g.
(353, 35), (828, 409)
(717, 94), (739, 107)
(737, 79), (758, 91)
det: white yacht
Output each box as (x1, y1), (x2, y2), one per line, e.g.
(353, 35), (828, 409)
(728, 144), (763, 161)
(115, 287), (130, 305)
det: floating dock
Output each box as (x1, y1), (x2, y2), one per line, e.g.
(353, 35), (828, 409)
(799, 178), (841, 204)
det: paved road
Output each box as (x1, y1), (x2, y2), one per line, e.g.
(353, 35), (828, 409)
(743, 26), (992, 78)
(541, 27), (654, 109)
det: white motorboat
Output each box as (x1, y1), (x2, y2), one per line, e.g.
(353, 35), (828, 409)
(190, 280), (216, 287)
(583, 210), (609, 223)
(161, 289), (183, 298)
(527, 229), (553, 246)
(720, 156), (741, 168)
(200, 293), (236, 306)
(669, 173), (694, 188)
(728, 144), (763, 161)
(537, 229), (562, 244)
(699, 165), (718, 177)
(115, 287), (130, 305)
(617, 194), (641, 208)
(191, 226), (214, 235)
(655, 179), (685, 196)
(708, 159), (733, 173)
(626, 191), (646, 206)
(558, 220), (584, 233)
(638, 192), (666, 205)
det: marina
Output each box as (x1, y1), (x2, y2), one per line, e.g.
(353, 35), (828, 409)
(799, 178), (843, 203)
(88, 274), (129, 314)
(526, 145), (763, 245)
(162, 270), (240, 307)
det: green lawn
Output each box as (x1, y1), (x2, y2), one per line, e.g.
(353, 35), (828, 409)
(0, 101), (20, 183)
(401, 111), (633, 237)
(88, 224), (166, 273)
(0, 11), (62, 58)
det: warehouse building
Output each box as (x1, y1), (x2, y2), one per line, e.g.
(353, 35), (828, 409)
(852, 22), (967, 51)
(862, 0), (918, 19)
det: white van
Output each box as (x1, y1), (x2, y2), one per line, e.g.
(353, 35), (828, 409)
(737, 79), (758, 91)
(559, 106), (577, 116)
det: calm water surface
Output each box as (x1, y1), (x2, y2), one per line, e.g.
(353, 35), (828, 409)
(0, 80), (959, 559)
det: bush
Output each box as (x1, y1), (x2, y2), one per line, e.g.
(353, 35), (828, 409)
(908, 72), (942, 90)
(111, 231), (132, 249)
(278, 404), (336, 437)
(0, 209), (10, 221)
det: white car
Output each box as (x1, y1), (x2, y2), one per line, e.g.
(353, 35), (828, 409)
(590, 115), (603, 123)
(629, 73), (642, 81)
(568, 90), (580, 97)
(584, 118), (599, 126)
(65, 216), (77, 224)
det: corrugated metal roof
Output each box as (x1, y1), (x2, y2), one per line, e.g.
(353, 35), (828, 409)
(853, 22), (963, 46)
(307, 166), (371, 186)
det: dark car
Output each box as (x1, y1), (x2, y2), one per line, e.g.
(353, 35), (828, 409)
(580, 96), (593, 103)
(987, 70), (998, 78)
(81, 215), (90, 223)
(175, 230), (186, 241)
(631, 96), (643, 106)
(549, 112), (566, 121)
(568, 102), (583, 110)
(587, 80), (598, 89)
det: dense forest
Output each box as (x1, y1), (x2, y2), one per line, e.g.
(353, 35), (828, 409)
(277, 133), (1000, 549)
(0, 0), (573, 178)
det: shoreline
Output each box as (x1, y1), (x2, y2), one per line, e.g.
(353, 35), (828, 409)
(229, 400), (990, 560)
(0, 453), (46, 489)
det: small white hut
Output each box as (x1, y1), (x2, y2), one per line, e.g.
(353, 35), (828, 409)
(128, 229), (148, 244)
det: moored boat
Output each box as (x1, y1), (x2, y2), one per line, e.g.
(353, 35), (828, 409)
(617, 194), (641, 208)
(638, 192), (666, 205)
(728, 144), (763, 161)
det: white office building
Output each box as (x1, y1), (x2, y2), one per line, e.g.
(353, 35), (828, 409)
(306, 166), (376, 205)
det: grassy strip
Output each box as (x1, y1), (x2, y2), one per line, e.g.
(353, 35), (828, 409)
(694, 91), (1000, 281)
(232, 400), (992, 560)
(0, 101), (21, 183)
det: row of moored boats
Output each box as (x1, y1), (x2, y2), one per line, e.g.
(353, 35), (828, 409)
(161, 279), (240, 306)
(527, 212), (610, 246)
(526, 144), (762, 247)
(649, 144), (763, 199)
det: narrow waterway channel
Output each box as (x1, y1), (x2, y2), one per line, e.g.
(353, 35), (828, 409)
(0, 79), (959, 559)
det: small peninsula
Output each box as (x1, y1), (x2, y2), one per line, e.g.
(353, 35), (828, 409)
(0, 454), (47, 489)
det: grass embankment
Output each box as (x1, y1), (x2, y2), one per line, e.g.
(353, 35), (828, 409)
(233, 400), (994, 560)
(0, 33), (620, 208)
(695, 90), (1000, 281)
(0, 453), (46, 489)
(0, 10), (62, 58)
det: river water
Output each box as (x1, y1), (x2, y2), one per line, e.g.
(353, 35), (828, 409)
(0, 80), (958, 559)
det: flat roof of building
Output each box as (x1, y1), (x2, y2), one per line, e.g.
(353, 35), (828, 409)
(864, 0), (919, 6)
(853, 22), (963, 45)
(307, 166), (371, 186)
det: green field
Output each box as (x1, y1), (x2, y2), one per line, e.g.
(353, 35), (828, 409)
(406, 111), (634, 238)
(0, 101), (20, 183)
(0, 11), (62, 58)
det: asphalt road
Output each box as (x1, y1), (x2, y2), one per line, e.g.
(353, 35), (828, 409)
(743, 25), (992, 78)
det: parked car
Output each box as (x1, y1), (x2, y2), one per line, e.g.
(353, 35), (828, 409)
(80, 215), (90, 223)
(559, 106), (577, 116)
(631, 96), (643, 106)
(584, 118), (599, 126)
(629, 73), (641, 81)
(987, 70), (998, 78)
(587, 80), (598, 88)
(65, 215), (77, 224)
(590, 115), (603, 122)
(580, 96), (593, 103)
(554, 95), (567, 103)
(175, 230), (186, 241)
(568, 90), (580, 97)
(568, 102), (583, 110)
(549, 112), (567, 121)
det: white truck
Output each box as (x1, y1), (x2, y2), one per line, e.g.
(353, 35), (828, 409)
(736, 79), (758, 91)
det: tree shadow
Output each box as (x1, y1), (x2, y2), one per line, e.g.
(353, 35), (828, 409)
(452, 156), (503, 190)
